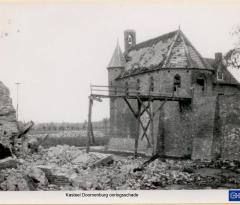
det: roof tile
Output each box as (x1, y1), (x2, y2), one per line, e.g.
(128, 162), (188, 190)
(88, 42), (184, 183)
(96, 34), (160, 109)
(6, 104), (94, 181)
(119, 30), (214, 78)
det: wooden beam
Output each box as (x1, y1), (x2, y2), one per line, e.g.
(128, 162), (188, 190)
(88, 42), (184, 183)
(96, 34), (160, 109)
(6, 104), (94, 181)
(162, 30), (180, 68)
(123, 97), (147, 133)
(90, 94), (191, 101)
(133, 153), (160, 172)
(86, 97), (93, 153)
(140, 104), (150, 117)
(180, 32), (195, 68)
(141, 120), (150, 140)
(149, 101), (154, 149)
(139, 98), (152, 147)
(139, 100), (167, 152)
(136, 96), (153, 147)
(140, 120), (151, 145)
(136, 96), (153, 121)
(157, 105), (165, 157)
(134, 99), (141, 158)
(123, 97), (151, 156)
(153, 99), (167, 118)
(123, 97), (137, 118)
(90, 120), (95, 145)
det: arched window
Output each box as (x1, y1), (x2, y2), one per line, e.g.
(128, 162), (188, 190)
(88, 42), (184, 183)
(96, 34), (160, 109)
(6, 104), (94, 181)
(127, 35), (133, 46)
(173, 74), (181, 91)
(150, 76), (154, 92)
(196, 74), (206, 92)
(217, 70), (223, 80)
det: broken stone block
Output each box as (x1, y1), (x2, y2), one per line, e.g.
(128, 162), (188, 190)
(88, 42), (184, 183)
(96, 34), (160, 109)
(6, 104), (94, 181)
(0, 171), (36, 191)
(0, 157), (17, 170)
(89, 155), (113, 168)
(25, 167), (48, 186)
(37, 165), (77, 187)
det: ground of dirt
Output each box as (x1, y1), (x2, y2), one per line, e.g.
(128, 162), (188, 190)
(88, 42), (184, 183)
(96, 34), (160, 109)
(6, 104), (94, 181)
(0, 145), (240, 190)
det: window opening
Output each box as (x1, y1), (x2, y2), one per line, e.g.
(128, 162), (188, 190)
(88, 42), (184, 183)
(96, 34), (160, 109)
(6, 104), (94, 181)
(174, 74), (181, 91)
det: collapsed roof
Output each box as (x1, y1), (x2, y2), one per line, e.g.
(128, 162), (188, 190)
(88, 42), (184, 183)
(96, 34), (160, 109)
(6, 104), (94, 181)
(108, 29), (214, 78)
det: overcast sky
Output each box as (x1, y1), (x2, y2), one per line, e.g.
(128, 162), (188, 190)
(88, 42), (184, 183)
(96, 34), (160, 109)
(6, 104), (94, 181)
(0, 0), (240, 123)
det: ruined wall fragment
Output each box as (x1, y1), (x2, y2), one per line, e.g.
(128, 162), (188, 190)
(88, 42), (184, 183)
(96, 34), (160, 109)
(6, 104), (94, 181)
(0, 81), (19, 156)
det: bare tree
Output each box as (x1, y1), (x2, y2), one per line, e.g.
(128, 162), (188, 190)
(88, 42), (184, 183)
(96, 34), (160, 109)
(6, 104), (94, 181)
(224, 25), (240, 69)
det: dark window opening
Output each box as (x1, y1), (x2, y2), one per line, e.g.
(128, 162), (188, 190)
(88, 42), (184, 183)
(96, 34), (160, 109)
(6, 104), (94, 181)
(196, 78), (205, 91)
(150, 76), (154, 92)
(174, 74), (181, 91)
(136, 79), (140, 90)
(128, 35), (133, 46)
(217, 70), (223, 80)
(136, 79), (140, 94)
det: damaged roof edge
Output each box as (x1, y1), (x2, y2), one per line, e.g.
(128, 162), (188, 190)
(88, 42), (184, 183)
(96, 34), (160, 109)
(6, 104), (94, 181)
(115, 67), (214, 80)
(125, 30), (178, 53)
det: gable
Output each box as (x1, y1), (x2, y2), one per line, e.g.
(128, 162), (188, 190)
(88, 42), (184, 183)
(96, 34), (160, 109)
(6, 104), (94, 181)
(163, 34), (188, 68)
(205, 58), (239, 85)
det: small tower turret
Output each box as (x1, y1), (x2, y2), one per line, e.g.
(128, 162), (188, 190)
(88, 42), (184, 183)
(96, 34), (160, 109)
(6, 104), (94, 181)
(107, 42), (125, 138)
(107, 42), (125, 88)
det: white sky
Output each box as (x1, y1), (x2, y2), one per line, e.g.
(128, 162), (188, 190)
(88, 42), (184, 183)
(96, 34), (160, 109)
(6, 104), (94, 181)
(0, 0), (240, 123)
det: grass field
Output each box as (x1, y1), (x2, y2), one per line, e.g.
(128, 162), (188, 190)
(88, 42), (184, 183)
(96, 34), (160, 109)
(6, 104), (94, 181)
(29, 130), (109, 148)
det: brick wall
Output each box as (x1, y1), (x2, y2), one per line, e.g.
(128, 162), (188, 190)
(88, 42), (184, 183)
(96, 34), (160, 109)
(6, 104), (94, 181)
(154, 101), (193, 158)
(191, 96), (217, 160)
(218, 94), (240, 160)
(109, 68), (240, 160)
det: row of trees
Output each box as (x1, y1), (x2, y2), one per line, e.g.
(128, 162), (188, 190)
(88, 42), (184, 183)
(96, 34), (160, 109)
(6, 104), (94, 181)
(32, 118), (110, 132)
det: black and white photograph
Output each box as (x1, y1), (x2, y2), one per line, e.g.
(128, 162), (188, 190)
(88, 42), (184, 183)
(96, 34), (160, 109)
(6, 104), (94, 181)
(0, 0), (240, 197)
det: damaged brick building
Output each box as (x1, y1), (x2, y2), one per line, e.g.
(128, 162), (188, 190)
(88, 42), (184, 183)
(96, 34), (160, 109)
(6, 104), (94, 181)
(106, 29), (240, 160)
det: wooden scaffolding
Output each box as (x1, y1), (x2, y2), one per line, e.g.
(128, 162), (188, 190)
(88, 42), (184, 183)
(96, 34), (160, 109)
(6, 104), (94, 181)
(86, 84), (192, 156)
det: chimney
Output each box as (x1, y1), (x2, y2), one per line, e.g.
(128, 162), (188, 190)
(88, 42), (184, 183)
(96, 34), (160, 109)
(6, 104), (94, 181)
(215, 52), (222, 63)
(124, 30), (136, 51)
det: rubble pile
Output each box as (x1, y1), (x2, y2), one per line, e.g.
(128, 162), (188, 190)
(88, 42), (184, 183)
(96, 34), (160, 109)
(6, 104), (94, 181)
(0, 143), (240, 190)
(123, 159), (240, 190)
(0, 145), (115, 190)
